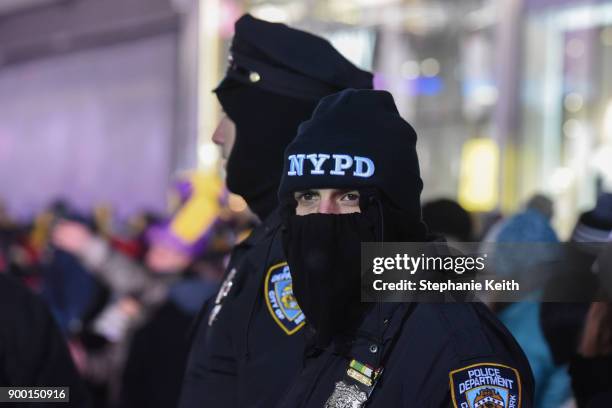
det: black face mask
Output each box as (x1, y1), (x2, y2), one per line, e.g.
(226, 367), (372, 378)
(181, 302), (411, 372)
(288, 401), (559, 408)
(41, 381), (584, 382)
(217, 85), (316, 220)
(282, 213), (376, 346)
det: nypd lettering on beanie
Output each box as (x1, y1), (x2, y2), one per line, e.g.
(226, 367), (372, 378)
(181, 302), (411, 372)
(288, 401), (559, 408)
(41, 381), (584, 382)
(287, 153), (375, 178)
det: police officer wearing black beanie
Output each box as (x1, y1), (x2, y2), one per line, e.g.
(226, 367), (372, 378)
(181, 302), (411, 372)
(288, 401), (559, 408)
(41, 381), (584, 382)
(178, 15), (373, 408)
(276, 89), (534, 407)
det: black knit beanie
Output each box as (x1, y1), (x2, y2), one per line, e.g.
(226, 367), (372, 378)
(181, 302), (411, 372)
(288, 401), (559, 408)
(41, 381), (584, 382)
(278, 89), (423, 222)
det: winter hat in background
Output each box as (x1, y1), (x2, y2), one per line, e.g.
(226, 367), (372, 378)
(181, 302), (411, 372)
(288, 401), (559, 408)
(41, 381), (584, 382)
(571, 192), (612, 243)
(493, 208), (559, 289)
(422, 199), (473, 241)
(525, 194), (554, 220)
(278, 89), (423, 220)
(497, 209), (559, 244)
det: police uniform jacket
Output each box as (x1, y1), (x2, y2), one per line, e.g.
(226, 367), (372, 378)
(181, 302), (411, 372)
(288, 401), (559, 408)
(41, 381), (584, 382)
(179, 210), (306, 408)
(277, 301), (535, 408)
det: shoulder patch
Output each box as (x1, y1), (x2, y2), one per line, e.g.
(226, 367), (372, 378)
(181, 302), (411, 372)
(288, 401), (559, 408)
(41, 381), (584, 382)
(449, 363), (521, 408)
(264, 262), (305, 335)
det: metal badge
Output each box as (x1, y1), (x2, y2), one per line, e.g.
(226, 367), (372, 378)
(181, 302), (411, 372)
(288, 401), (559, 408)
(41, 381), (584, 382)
(208, 268), (238, 326)
(324, 381), (368, 408)
(207, 303), (222, 327)
(215, 268), (237, 303)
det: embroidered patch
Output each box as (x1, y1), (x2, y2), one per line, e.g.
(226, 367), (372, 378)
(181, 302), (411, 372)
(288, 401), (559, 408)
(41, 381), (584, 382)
(264, 262), (305, 335)
(449, 363), (521, 408)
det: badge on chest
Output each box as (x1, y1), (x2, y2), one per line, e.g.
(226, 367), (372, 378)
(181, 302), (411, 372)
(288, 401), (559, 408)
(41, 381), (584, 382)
(264, 262), (305, 335)
(325, 381), (368, 408)
(325, 359), (383, 408)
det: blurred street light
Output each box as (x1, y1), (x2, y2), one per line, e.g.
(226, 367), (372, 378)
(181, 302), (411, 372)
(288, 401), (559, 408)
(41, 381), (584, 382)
(458, 138), (499, 212)
(420, 58), (440, 77)
(564, 93), (584, 113)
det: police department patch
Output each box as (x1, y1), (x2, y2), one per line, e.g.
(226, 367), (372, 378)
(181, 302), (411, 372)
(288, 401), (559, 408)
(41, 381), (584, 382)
(264, 262), (305, 335)
(449, 363), (521, 408)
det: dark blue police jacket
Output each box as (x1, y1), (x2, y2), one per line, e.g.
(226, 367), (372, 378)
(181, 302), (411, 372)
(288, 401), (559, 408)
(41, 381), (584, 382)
(277, 302), (535, 408)
(179, 209), (306, 408)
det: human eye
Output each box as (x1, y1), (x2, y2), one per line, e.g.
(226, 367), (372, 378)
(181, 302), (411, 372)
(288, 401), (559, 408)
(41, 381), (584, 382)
(340, 191), (360, 203)
(294, 190), (319, 203)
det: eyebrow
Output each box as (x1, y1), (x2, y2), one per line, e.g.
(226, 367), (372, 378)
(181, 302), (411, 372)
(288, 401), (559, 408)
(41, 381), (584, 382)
(293, 189), (359, 196)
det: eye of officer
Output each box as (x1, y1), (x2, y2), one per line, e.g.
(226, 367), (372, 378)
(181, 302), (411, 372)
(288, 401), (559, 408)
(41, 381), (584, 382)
(293, 188), (361, 215)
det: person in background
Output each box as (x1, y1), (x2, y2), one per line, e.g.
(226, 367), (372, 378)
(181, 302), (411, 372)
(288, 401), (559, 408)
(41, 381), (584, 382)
(0, 200), (20, 276)
(491, 205), (573, 408)
(570, 300), (612, 408)
(34, 201), (102, 335)
(422, 198), (474, 242)
(51, 171), (225, 406)
(482, 194), (554, 243)
(119, 233), (229, 408)
(0, 273), (91, 407)
(571, 193), (612, 243)
(567, 239), (612, 408)
(541, 192), (612, 381)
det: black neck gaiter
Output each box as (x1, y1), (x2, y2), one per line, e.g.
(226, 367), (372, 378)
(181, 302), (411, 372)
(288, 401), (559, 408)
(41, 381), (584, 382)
(282, 213), (376, 346)
(217, 85), (316, 220)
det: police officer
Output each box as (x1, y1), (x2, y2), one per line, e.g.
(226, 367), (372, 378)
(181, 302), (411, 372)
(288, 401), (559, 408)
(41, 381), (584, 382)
(178, 15), (373, 408)
(276, 89), (535, 407)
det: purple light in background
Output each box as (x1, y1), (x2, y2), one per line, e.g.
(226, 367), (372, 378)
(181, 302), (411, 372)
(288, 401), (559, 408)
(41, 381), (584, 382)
(0, 129), (14, 162)
(373, 72), (387, 90)
(0, 35), (175, 221)
(403, 76), (443, 96)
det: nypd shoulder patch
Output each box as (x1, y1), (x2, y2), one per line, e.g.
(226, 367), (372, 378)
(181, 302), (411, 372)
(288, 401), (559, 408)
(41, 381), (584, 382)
(264, 262), (305, 335)
(449, 362), (521, 408)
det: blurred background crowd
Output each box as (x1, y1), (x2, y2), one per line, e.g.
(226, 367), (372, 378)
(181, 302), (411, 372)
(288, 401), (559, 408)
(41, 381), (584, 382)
(1, 0), (612, 407)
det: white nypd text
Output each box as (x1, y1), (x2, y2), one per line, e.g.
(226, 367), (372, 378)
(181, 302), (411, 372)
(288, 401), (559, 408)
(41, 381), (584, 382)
(287, 153), (375, 178)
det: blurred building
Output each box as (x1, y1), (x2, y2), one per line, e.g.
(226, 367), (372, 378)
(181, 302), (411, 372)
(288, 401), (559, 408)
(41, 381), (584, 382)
(235, 0), (612, 237)
(0, 0), (199, 220)
(1, 0), (611, 237)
